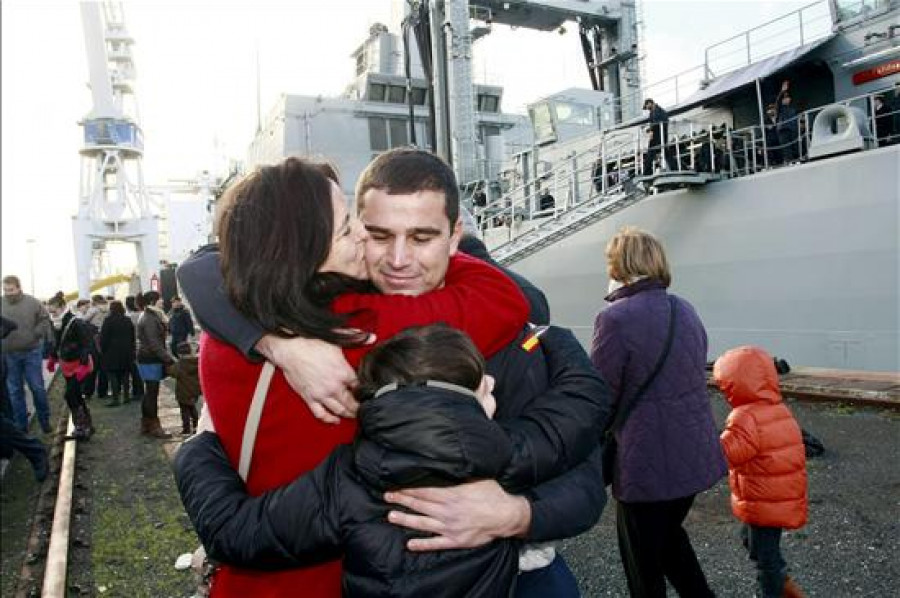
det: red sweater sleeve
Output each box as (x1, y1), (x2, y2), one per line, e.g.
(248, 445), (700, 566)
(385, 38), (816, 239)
(333, 253), (528, 360)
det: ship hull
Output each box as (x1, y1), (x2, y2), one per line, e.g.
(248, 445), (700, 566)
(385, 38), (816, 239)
(509, 145), (900, 371)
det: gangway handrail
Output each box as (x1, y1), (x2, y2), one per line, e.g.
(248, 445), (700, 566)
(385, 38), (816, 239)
(703, 0), (829, 77)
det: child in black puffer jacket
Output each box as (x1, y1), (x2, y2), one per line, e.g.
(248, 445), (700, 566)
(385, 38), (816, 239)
(179, 324), (521, 597)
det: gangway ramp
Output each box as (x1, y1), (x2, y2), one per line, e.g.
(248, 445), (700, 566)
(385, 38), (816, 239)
(491, 186), (647, 266)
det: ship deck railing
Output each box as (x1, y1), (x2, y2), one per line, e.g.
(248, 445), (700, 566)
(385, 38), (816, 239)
(481, 84), (898, 260)
(608, 0), (833, 119)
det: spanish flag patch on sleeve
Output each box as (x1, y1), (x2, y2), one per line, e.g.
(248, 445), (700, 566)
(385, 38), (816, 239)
(520, 326), (549, 353)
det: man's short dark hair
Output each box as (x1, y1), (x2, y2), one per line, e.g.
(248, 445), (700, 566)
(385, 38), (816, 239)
(356, 148), (460, 226)
(2, 275), (21, 288)
(643, 99), (654, 110)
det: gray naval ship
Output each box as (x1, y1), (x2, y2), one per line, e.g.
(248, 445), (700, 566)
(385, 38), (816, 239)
(474, 0), (899, 373)
(245, 0), (898, 372)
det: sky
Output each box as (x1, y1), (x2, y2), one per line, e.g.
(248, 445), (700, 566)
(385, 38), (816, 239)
(1, 0), (817, 297)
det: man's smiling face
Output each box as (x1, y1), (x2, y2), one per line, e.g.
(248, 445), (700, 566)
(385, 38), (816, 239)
(359, 188), (461, 296)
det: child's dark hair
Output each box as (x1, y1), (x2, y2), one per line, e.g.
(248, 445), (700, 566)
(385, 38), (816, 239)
(176, 341), (193, 357)
(356, 324), (484, 401)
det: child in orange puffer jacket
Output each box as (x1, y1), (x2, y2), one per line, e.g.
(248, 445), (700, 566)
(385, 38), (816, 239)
(713, 346), (808, 598)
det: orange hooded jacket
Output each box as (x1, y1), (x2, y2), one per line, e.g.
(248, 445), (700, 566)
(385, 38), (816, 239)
(713, 346), (808, 529)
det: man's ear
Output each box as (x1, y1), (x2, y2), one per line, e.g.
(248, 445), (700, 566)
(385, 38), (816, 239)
(448, 217), (463, 255)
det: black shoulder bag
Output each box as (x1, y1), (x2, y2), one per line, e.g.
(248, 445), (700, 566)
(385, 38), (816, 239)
(602, 295), (678, 486)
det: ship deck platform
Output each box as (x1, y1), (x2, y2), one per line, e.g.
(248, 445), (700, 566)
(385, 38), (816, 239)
(709, 367), (900, 409)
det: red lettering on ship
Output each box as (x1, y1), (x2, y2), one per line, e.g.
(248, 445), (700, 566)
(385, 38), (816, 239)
(852, 59), (900, 85)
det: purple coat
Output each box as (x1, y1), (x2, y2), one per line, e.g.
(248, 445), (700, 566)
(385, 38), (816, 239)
(591, 279), (726, 502)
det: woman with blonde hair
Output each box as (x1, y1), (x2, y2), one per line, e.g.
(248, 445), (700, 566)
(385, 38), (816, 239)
(591, 227), (726, 598)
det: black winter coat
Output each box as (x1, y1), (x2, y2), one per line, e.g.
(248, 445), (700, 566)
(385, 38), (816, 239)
(99, 313), (135, 372)
(179, 386), (520, 597)
(175, 326), (612, 576)
(168, 307), (195, 344)
(53, 312), (93, 364)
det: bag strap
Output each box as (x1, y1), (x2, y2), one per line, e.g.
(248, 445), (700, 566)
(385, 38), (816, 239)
(237, 361), (275, 482)
(608, 295), (678, 434)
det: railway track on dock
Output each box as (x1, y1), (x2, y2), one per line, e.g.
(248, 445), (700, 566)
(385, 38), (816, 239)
(1, 376), (200, 597)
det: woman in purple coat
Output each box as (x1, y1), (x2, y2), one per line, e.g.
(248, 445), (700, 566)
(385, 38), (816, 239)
(591, 227), (726, 598)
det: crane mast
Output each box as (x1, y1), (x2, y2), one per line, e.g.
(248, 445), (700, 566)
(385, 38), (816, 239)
(73, 0), (158, 299)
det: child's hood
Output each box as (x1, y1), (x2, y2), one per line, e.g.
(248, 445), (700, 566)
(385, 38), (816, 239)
(713, 345), (782, 408)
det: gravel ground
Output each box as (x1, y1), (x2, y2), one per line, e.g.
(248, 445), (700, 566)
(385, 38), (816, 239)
(4, 383), (897, 597)
(561, 394), (900, 597)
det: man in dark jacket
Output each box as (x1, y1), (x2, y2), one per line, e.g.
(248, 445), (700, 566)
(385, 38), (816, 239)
(167, 296), (195, 357)
(176, 148), (611, 595)
(98, 300), (135, 407)
(642, 98), (676, 175)
(775, 80), (799, 162)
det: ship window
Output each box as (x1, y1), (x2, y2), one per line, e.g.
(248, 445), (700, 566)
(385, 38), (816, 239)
(388, 85), (406, 103)
(554, 102), (595, 126)
(369, 118), (389, 151)
(530, 102), (557, 145)
(368, 83), (386, 102)
(410, 87), (427, 105)
(389, 119), (409, 147)
(834, 0), (878, 21)
(478, 94), (500, 112)
(369, 117), (413, 150)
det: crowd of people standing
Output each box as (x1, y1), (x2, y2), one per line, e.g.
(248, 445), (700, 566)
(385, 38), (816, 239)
(1, 281), (200, 454)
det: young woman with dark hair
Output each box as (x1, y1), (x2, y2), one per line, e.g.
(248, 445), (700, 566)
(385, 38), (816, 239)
(192, 156), (531, 597)
(46, 295), (95, 440)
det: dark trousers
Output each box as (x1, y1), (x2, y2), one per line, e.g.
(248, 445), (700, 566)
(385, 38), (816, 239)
(643, 142), (676, 176)
(179, 403), (199, 433)
(616, 495), (715, 598)
(107, 370), (131, 399)
(742, 525), (786, 598)
(0, 415), (48, 480)
(514, 555), (580, 598)
(64, 375), (93, 436)
(142, 381), (160, 419)
(130, 362), (144, 398)
(778, 128), (798, 162)
(81, 352), (108, 398)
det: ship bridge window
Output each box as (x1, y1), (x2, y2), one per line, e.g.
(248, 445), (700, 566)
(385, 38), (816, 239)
(388, 85), (406, 104)
(368, 83), (387, 102)
(529, 101), (557, 145)
(834, 0), (879, 21)
(554, 101), (595, 126)
(478, 94), (500, 113)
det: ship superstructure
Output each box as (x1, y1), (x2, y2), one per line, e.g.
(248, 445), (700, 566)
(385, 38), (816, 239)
(478, 0), (899, 371)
